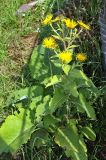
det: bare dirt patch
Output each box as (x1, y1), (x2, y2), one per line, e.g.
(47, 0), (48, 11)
(0, 32), (38, 76)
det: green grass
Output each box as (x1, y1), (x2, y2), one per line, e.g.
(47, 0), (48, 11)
(0, 0), (57, 104)
(0, 0), (47, 106)
(0, 0), (106, 160)
(0, 0), (47, 61)
(0, 0), (26, 60)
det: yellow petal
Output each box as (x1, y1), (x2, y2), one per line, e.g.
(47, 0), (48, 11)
(77, 20), (91, 30)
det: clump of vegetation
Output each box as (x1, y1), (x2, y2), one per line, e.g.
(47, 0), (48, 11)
(0, 0), (105, 160)
(0, 14), (101, 160)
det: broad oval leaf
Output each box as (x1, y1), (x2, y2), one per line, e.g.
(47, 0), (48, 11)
(0, 109), (34, 153)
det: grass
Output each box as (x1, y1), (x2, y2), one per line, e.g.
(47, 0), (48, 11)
(0, 0), (106, 159)
(0, 0), (48, 108)
(0, 0), (27, 59)
(0, 0), (52, 60)
(0, 0), (56, 104)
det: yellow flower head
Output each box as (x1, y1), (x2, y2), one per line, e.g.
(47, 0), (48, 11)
(58, 51), (72, 63)
(63, 18), (77, 29)
(52, 16), (60, 23)
(77, 20), (91, 30)
(61, 18), (67, 23)
(43, 37), (58, 49)
(76, 53), (87, 62)
(42, 14), (53, 25)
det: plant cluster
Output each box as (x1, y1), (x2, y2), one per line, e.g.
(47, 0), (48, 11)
(0, 14), (100, 160)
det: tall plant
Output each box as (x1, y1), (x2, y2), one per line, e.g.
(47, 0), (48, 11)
(0, 14), (99, 160)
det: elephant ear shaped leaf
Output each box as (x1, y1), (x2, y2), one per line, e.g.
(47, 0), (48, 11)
(0, 108), (34, 153)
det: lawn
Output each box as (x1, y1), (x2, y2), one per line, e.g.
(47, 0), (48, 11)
(0, 0), (106, 160)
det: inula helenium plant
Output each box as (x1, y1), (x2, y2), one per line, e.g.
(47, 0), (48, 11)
(0, 13), (100, 160)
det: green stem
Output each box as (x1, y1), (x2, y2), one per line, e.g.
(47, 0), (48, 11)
(50, 23), (60, 37)
(67, 29), (82, 49)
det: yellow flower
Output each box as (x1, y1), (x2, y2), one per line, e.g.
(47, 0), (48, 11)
(42, 37), (58, 49)
(62, 18), (77, 29)
(77, 20), (91, 30)
(42, 14), (53, 25)
(76, 53), (87, 62)
(58, 51), (72, 63)
(61, 18), (67, 23)
(52, 16), (60, 23)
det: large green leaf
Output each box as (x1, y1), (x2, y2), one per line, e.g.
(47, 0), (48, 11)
(63, 79), (79, 97)
(35, 96), (51, 122)
(29, 45), (62, 80)
(29, 45), (48, 80)
(42, 75), (62, 88)
(49, 88), (69, 113)
(69, 149), (87, 160)
(69, 69), (98, 95)
(55, 120), (80, 153)
(62, 68), (98, 99)
(0, 108), (34, 153)
(55, 128), (79, 153)
(29, 96), (42, 110)
(69, 69), (88, 80)
(69, 135), (87, 160)
(55, 120), (88, 160)
(70, 96), (85, 113)
(7, 86), (43, 105)
(43, 114), (60, 132)
(79, 93), (96, 119)
(62, 64), (71, 75)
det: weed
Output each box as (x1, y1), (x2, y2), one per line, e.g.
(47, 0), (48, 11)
(0, 0), (105, 160)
